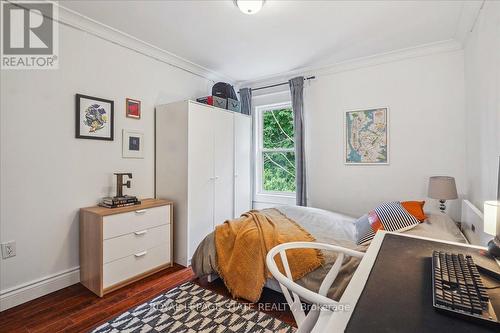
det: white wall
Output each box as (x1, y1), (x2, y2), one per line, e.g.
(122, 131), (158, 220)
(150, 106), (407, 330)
(0, 21), (211, 299)
(306, 50), (466, 218)
(249, 49), (466, 219)
(464, 1), (500, 211)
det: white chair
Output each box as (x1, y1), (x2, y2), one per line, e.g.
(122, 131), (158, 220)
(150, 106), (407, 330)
(266, 242), (364, 333)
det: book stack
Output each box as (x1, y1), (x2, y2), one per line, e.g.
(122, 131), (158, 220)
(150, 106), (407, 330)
(99, 195), (141, 208)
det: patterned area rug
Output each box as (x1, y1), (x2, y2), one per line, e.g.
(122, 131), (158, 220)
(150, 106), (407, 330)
(90, 282), (296, 333)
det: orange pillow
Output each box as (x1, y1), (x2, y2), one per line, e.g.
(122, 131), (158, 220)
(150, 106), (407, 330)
(401, 201), (427, 222)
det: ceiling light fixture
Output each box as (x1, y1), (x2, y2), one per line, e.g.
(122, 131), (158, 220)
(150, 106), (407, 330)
(235, 0), (265, 15)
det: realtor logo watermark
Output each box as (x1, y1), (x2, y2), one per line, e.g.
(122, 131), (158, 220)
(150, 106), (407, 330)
(1, 1), (59, 69)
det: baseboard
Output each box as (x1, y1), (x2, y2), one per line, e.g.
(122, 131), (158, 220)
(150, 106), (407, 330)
(0, 267), (80, 311)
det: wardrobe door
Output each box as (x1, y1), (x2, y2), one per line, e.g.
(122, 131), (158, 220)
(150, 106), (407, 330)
(213, 110), (235, 225)
(187, 104), (215, 264)
(233, 114), (252, 218)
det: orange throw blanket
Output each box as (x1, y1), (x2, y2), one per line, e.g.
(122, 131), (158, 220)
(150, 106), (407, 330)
(215, 209), (323, 302)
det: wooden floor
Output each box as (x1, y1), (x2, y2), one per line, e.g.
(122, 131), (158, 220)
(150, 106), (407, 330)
(0, 265), (295, 333)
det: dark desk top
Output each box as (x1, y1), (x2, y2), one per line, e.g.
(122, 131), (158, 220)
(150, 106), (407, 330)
(346, 234), (500, 333)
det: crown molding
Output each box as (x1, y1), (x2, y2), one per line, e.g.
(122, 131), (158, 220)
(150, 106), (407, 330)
(50, 1), (233, 83)
(33, 1), (473, 88)
(238, 39), (463, 91)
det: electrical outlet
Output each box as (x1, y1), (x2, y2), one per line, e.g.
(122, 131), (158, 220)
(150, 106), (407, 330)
(1, 241), (16, 259)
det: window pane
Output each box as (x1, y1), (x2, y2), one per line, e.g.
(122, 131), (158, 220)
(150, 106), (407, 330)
(263, 152), (296, 192)
(263, 108), (294, 149)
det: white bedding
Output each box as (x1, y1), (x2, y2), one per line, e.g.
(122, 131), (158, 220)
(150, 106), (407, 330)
(405, 212), (468, 243)
(192, 205), (467, 300)
(277, 205), (467, 245)
(264, 205), (468, 297)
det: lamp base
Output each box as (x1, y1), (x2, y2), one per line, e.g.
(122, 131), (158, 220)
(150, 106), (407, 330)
(438, 200), (447, 213)
(487, 236), (500, 258)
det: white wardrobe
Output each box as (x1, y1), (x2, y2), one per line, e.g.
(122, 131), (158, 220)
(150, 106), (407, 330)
(155, 100), (251, 266)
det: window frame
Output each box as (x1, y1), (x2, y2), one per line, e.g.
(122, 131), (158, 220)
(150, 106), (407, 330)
(255, 102), (296, 200)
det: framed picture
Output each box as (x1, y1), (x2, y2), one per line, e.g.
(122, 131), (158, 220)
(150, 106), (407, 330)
(75, 94), (114, 140)
(126, 98), (141, 119)
(122, 129), (144, 158)
(344, 107), (389, 165)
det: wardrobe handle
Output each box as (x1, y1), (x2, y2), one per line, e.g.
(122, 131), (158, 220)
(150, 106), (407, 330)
(134, 230), (148, 236)
(135, 209), (147, 214)
(134, 251), (147, 258)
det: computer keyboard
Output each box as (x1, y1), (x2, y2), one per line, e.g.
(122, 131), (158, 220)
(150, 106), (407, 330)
(432, 251), (499, 327)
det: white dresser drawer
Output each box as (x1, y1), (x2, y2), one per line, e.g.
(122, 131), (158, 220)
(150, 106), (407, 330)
(103, 205), (170, 239)
(103, 243), (170, 289)
(103, 224), (170, 264)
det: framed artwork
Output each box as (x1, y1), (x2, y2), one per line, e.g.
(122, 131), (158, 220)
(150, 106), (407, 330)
(122, 129), (144, 159)
(126, 98), (141, 119)
(344, 107), (389, 165)
(75, 94), (114, 140)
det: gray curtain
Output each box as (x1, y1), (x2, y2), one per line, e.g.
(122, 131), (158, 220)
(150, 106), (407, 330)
(239, 87), (254, 205)
(239, 88), (252, 115)
(289, 76), (307, 206)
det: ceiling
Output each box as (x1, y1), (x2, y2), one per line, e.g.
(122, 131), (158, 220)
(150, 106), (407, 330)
(62, 1), (467, 83)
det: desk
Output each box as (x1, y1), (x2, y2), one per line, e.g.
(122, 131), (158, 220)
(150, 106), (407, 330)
(313, 231), (500, 332)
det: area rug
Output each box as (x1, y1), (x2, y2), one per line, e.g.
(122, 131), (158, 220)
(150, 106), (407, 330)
(90, 282), (296, 333)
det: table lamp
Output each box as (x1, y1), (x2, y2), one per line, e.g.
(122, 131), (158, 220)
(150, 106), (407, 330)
(428, 176), (458, 213)
(484, 201), (500, 258)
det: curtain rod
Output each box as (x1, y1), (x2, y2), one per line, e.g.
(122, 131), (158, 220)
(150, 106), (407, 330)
(244, 76), (316, 92)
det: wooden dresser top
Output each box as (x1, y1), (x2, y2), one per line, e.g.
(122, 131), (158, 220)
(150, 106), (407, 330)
(80, 198), (173, 216)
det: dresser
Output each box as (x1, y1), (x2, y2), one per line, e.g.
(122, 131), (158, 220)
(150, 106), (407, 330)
(79, 199), (173, 296)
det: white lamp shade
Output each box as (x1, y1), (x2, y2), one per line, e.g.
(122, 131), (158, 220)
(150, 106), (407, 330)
(236, 0), (264, 15)
(428, 176), (458, 200)
(484, 201), (500, 236)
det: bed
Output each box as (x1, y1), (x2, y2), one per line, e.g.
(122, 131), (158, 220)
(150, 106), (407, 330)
(191, 205), (467, 301)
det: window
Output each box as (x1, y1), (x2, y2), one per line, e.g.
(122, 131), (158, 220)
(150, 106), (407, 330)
(256, 103), (296, 197)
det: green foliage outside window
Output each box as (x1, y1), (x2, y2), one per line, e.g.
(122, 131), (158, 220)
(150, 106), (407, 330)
(262, 108), (296, 193)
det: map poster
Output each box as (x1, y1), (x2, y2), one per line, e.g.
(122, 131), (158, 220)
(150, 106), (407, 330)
(345, 108), (388, 164)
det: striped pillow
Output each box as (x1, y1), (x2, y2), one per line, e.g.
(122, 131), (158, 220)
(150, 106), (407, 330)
(355, 201), (420, 245)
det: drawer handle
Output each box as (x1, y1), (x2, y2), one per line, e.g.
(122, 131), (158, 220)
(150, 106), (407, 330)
(134, 251), (147, 258)
(134, 230), (148, 236)
(135, 209), (147, 214)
